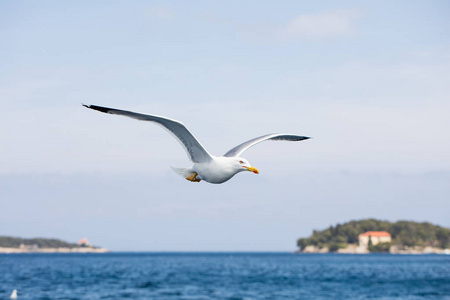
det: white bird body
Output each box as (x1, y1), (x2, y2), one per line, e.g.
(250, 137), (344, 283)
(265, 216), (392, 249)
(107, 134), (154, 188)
(83, 104), (310, 184)
(192, 156), (251, 184)
(10, 289), (17, 299)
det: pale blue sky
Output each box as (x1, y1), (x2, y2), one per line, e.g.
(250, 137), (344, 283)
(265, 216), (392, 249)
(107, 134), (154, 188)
(1, 1), (449, 251)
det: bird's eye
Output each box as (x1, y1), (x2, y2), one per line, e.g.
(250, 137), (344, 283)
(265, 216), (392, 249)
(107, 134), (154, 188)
(239, 161), (244, 164)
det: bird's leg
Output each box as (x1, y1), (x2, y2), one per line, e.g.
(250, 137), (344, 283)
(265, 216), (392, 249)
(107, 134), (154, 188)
(186, 172), (201, 182)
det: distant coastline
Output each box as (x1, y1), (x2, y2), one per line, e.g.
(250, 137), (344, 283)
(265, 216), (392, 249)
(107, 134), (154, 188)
(0, 246), (109, 254)
(0, 236), (109, 254)
(297, 244), (450, 254)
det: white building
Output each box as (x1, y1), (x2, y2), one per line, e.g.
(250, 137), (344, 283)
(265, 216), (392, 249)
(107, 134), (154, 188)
(358, 231), (391, 249)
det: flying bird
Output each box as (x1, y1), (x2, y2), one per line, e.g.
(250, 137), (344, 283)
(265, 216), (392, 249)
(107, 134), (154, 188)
(83, 104), (310, 184)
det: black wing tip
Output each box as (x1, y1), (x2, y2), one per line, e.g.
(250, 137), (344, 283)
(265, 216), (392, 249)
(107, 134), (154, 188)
(82, 104), (111, 113)
(284, 135), (311, 141)
(270, 134), (311, 141)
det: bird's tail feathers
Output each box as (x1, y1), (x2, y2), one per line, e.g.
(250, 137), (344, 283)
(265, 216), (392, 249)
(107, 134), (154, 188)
(171, 167), (196, 178)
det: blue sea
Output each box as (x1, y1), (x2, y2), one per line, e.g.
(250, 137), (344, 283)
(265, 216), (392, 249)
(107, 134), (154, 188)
(0, 253), (449, 299)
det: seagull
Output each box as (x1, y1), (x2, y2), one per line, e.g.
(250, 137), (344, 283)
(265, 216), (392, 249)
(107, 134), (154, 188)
(10, 290), (17, 299)
(83, 105), (310, 184)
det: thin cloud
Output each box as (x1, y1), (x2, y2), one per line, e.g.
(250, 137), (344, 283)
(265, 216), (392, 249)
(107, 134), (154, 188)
(280, 8), (362, 40)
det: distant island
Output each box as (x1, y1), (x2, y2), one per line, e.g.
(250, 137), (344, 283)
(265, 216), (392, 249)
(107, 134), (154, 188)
(0, 236), (108, 253)
(297, 219), (450, 254)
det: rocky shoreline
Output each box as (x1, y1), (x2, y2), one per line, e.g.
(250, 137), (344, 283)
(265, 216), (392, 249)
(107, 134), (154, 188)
(299, 244), (450, 254)
(0, 247), (109, 254)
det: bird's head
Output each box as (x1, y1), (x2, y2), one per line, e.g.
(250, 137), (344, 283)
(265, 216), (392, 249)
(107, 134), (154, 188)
(234, 157), (259, 174)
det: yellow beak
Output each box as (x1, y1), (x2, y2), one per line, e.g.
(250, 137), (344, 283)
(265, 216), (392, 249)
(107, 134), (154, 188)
(245, 166), (259, 174)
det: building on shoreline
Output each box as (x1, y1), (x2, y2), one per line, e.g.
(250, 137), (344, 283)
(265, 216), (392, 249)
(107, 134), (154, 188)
(78, 238), (91, 247)
(358, 231), (391, 249)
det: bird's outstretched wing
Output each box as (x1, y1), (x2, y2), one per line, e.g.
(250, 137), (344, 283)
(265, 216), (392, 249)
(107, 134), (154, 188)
(83, 104), (213, 163)
(223, 133), (310, 157)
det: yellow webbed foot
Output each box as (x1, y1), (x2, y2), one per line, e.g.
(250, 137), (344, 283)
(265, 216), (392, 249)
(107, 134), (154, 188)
(186, 172), (201, 182)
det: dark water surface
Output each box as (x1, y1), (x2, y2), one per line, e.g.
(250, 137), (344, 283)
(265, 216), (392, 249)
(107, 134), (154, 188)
(0, 253), (449, 299)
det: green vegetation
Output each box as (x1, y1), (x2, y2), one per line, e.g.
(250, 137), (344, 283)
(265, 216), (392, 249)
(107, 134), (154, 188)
(0, 236), (79, 248)
(297, 219), (450, 252)
(369, 242), (391, 253)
